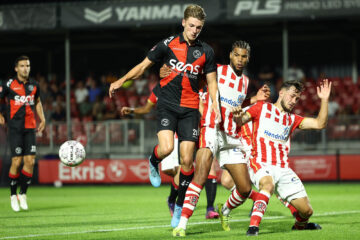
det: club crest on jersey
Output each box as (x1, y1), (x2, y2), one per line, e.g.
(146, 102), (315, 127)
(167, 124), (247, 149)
(237, 94), (245, 104)
(28, 85), (34, 91)
(283, 126), (290, 136)
(193, 50), (201, 59)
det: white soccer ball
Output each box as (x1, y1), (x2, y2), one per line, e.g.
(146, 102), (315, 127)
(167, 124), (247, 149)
(59, 140), (86, 167)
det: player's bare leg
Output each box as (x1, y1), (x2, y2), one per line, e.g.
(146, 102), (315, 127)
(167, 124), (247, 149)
(148, 130), (174, 187)
(205, 159), (219, 219)
(290, 197), (321, 230)
(9, 156), (22, 212)
(171, 141), (196, 228)
(218, 163), (253, 231)
(221, 169), (235, 191)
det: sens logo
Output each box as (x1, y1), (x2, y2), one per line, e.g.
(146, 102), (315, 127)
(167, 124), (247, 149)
(169, 59), (200, 75)
(14, 95), (35, 105)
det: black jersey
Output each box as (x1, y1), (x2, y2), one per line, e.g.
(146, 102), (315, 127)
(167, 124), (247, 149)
(147, 33), (216, 110)
(0, 78), (40, 129)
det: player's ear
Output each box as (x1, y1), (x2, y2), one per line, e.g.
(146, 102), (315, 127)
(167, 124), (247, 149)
(182, 19), (186, 28)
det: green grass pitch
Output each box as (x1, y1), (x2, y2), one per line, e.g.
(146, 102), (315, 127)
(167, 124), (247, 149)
(0, 183), (359, 239)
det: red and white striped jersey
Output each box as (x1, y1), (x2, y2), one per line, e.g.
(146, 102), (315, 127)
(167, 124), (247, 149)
(200, 64), (249, 138)
(240, 106), (253, 147)
(247, 101), (304, 170)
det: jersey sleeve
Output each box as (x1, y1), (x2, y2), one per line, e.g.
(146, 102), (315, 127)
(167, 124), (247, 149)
(35, 81), (41, 100)
(147, 39), (168, 64)
(203, 45), (217, 74)
(246, 101), (264, 120)
(0, 81), (4, 99)
(291, 114), (305, 133)
(148, 92), (157, 104)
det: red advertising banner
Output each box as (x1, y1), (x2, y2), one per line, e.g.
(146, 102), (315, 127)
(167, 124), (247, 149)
(289, 155), (337, 181)
(38, 159), (173, 184)
(339, 155), (360, 180)
(38, 155), (360, 184)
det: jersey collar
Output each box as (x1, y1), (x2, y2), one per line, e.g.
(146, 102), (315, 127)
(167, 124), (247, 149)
(179, 33), (201, 46)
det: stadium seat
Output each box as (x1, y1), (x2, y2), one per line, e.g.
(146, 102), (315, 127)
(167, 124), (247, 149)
(346, 124), (360, 139)
(328, 124), (346, 140)
(110, 123), (123, 144)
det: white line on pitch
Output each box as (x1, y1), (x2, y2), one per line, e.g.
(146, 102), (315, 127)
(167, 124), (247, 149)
(0, 210), (359, 239)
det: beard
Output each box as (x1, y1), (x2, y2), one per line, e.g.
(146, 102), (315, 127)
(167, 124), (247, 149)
(280, 100), (292, 113)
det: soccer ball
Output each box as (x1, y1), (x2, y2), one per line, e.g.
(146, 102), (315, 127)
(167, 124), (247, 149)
(59, 140), (86, 167)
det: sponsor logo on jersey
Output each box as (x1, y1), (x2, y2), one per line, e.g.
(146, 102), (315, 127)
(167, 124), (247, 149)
(7, 79), (14, 87)
(14, 95), (35, 105)
(220, 96), (240, 107)
(169, 59), (200, 75)
(163, 36), (175, 45)
(264, 129), (288, 141)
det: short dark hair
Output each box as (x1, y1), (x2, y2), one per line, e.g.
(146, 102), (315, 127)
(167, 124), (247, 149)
(184, 4), (206, 21)
(232, 40), (251, 57)
(15, 55), (30, 67)
(280, 80), (304, 92)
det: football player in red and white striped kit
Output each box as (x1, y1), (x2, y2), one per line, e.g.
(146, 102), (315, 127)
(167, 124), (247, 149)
(230, 79), (331, 236)
(173, 40), (270, 236)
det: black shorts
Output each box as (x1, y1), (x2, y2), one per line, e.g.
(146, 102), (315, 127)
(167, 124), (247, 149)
(9, 128), (36, 157)
(156, 104), (200, 142)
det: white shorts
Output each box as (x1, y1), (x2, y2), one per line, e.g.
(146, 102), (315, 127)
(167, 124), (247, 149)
(216, 131), (248, 168)
(249, 164), (308, 202)
(198, 126), (218, 156)
(161, 136), (179, 171)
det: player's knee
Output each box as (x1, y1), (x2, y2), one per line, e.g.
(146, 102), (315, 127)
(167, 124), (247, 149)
(23, 156), (35, 168)
(221, 176), (234, 191)
(11, 157), (22, 168)
(161, 145), (174, 157)
(301, 206), (313, 218)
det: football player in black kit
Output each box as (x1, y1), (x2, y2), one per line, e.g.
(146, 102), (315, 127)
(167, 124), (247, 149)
(109, 4), (220, 227)
(0, 55), (46, 212)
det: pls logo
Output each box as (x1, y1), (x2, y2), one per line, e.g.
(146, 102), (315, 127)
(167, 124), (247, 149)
(84, 7), (112, 24)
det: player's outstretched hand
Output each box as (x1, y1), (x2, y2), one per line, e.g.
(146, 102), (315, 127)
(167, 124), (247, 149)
(317, 79), (332, 100)
(159, 64), (172, 79)
(121, 107), (132, 116)
(256, 84), (271, 101)
(231, 106), (243, 118)
(0, 113), (5, 125)
(109, 79), (124, 98)
(37, 120), (45, 133)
